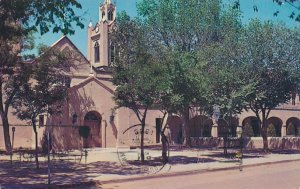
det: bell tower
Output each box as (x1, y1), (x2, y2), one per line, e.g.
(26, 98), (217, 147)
(87, 0), (116, 69)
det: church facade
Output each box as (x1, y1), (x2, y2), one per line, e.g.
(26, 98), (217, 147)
(1, 0), (300, 151)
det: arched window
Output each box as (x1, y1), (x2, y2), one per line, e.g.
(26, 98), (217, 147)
(102, 11), (105, 19)
(94, 41), (100, 63)
(108, 10), (113, 21)
(109, 42), (115, 66)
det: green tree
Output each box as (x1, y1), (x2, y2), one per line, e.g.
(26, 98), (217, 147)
(112, 14), (171, 163)
(232, 0), (300, 22)
(241, 20), (300, 152)
(200, 8), (257, 156)
(0, 0), (83, 152)
(137, 0), (222, 146)
(12, 47), (70, 168)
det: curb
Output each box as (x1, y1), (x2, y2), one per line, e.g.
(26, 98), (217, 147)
(100, 158), (300, 184)
(3, 158), (300, 189)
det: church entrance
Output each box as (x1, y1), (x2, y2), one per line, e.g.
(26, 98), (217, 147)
(83, 111), (102, 148)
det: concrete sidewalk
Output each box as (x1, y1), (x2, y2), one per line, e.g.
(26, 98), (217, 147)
(1, 148), (300, 188)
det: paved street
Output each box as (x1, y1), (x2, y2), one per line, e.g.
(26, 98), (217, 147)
(102, 161), (300, 189)
(1, 148), (300, 188)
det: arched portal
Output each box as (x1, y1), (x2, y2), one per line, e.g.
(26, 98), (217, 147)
(167, 116), (182, 144)
(286, 117), (300, 136)
(189, 115), (212, 137)
(266, 117), (282, 137)
(217, 117), (238, 137)
(83, 111), (102, 148)
(242, 117), (260, 137)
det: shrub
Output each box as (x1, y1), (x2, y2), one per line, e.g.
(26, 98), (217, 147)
(286, 123), (296, 136)
(242, 123), (254, 137)
(267, 123), (276, 137)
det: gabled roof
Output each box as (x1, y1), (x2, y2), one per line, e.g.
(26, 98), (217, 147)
(51, 35), (89, 64)
(69, 76), (114, 95)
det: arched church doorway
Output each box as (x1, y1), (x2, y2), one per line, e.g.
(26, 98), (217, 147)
(83, 111), (102, 148)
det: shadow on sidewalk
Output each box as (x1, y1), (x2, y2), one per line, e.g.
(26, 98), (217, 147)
(0, 159), (144, 187)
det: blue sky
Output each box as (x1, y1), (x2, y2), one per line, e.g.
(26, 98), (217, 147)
(34, 0), (300, 56)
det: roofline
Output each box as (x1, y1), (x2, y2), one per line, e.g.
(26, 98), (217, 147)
(51, 35), (90, 64)
(69, 76), (114, 94)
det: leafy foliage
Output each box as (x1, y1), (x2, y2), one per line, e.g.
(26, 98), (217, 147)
(112, 13), (171, 162)
(0, 0), (83, 152)
(243, 123), (254, 137)
(232, 0), (300, 22)
(12, 46), (70, 125)
(137, 0), (221, 51)
(240, 20), (300, 151)
(0, 0), (84, 38)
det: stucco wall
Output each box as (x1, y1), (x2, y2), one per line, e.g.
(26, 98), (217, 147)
(191, 137), (300, 150)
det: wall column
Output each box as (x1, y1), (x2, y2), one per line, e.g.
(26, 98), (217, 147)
(211, 123), (218, 137)
(102, 119), (107, 148)
(281, 125), (286, 137)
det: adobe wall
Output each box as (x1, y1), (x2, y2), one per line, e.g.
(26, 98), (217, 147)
(0, 110), (46, 150)
(191, 137), (300, 150)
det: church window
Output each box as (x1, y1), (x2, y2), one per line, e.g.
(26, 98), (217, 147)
(109, 42), (115, 66)
(102, 11), (105, 19)
(108, 10), (113, 21)
(94, 41), (100, 63)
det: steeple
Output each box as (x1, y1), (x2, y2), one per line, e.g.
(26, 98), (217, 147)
(87, 0), (116, 69)
(99, 0), (116, 22)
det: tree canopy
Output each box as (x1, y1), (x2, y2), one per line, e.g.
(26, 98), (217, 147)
(0, 0), (83, 152)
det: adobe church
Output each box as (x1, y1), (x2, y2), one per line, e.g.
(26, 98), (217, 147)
(1, 0), (300, 151)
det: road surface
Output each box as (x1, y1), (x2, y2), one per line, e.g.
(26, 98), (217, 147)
(101, 161), (300, 189)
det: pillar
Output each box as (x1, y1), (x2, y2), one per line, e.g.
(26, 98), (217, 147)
(211, 124), (218, 137)
(102, 119), (107, 148)
(281, 125), (286, 137)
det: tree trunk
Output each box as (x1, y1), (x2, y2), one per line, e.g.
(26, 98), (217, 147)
(261, 123), (268, 152)
(161, 132), (168, 164)
(32, 120), (39, 169)
(140, 121), (145, 163)
(1, 113), (12, 153)
(182, 107), (191, 147)
(0, 78), (12, 153)
(223, 135), (228, 157)
(34, 130), (39, 169)
(261, 114), (269, 152)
